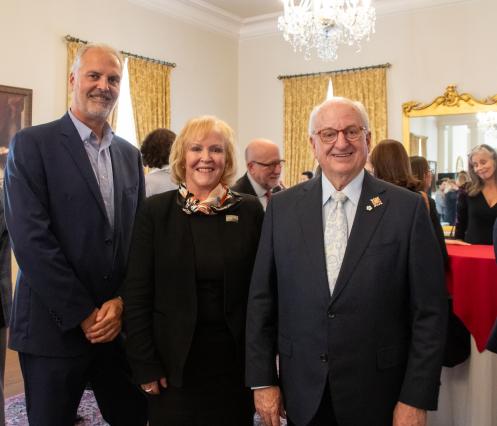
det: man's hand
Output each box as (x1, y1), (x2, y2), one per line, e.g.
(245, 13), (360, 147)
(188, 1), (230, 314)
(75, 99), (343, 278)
(140, 377), (168, 395)
(81, 308), (98, 335)
(254, 386), (285, 426)
(85, 297), (124, 343)
(393, 402), (426, 426)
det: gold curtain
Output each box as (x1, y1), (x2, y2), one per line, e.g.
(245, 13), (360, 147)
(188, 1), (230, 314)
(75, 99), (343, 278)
(282, 67), (388, 186)
(127, 57), (171, 145)
(65, 40), (118, 128)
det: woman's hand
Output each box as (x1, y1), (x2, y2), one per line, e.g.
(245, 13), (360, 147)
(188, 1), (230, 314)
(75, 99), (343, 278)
(141, 377), (168, 395)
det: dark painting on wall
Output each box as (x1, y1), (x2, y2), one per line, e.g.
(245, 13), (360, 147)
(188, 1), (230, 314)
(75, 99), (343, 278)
(0, 85), (32, 170)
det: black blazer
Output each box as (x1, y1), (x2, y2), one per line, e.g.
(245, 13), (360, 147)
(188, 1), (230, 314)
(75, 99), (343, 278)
(4, 113), (144, 356)
(231, 173), (257, 196)
(124, 190), (264, 386)
(246, 172), (447, 426)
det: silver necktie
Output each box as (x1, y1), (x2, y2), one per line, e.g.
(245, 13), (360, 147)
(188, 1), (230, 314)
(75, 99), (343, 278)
(324, 191), (348, 296)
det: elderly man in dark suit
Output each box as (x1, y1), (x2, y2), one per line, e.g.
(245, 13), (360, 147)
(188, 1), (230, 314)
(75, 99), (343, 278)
(3, 43), (146, 425)
(487, 220), (497, 352)
(232, 138), (284, 210)
(246, 97), (447, 426)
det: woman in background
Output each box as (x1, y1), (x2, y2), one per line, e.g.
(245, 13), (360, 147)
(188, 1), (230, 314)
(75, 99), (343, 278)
(371, 140), (447, 263)
(124, 116), (264, 426)
(410, 155), (433, 194)
(140, 128), (177, 197)
(455, 144), (497, 244)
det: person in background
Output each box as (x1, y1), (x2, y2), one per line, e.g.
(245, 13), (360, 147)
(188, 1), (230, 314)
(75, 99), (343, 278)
(444, 179), (458, 226)
(231, 138), (285, 210)
(435, 179), (447, 222)
(410, 155), (433, 194)
(456, 170), (470, 192)
(372, 141), (447, 265)
(486, 219), (497, 353)
(124, 116), (264, 426)
(140, 128), (177, 197)
(246, 97), (447, 426)
(0, 167), (12, 426)
(455, 144), (497, 244)
(3, 43), (147, 425)
(300, 170), (314, 182)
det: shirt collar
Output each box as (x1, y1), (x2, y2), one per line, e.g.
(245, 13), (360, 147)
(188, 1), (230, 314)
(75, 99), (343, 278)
(68, 109), (114, 149)
(321, 169), (365, 207)
(247, 172), (268, 198)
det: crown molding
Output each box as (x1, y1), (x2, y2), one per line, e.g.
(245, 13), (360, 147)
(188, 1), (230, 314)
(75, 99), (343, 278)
(128, 0), (241, 39)
(129, 0), (474, 40)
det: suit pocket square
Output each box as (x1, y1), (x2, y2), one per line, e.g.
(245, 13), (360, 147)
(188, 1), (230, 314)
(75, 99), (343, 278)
(226, 215), (238, 223)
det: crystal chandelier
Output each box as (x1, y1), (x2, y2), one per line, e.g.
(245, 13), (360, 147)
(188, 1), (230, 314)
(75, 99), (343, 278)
(477, 111), (497, 142)
(278, 0), (376, 61)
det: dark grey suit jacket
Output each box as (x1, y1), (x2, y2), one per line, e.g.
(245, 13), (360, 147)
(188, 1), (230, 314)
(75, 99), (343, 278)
(4, 113), (144, 356)
(246, 172), (447, 426)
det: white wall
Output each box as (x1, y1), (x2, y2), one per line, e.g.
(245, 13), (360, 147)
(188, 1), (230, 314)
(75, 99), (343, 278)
(0, 0), (238, 136)
(238, 0), (497, 159)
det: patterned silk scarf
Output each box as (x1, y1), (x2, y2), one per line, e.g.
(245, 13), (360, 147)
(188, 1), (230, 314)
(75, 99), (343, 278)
(178, 182), (241, 215)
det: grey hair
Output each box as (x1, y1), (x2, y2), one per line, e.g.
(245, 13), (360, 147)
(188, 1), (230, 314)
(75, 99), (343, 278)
(308, 97), (370, 136)
(71, 43), (124, 74)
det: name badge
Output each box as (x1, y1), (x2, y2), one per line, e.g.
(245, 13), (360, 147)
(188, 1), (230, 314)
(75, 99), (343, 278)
(226, 215), (238, 223)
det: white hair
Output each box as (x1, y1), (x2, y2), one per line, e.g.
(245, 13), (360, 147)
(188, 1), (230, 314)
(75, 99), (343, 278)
(308, 97), (370, 136)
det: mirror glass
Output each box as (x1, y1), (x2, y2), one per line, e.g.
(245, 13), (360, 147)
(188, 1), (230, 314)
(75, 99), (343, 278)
(403, 86), (497, 178)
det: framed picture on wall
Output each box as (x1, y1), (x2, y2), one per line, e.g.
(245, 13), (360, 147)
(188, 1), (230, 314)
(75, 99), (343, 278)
(0, 84), (32, 169)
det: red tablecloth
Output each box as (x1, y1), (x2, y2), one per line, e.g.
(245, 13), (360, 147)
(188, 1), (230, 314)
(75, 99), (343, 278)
(446, 244), (497, 352)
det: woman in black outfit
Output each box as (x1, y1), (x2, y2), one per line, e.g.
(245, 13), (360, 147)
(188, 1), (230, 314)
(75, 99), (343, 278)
(455, 144), (497, 244)
(371, 140), (447, 263)
(124, 116), (264, 426)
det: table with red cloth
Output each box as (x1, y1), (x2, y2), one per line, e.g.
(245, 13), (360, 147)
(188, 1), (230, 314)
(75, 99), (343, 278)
(428, 244), (497, 426)
(446, 244), (497, 352)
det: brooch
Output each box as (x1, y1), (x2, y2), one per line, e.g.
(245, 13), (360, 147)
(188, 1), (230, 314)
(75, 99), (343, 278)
(366, 196), (383, 211)
(226, 215), (239, 223)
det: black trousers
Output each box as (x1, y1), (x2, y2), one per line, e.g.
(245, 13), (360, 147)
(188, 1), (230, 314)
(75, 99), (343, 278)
(287, 382), (337, 426)
(19, 341), (147, 426)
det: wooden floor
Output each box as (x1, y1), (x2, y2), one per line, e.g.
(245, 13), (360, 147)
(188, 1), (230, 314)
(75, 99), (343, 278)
(5, 347), (23, 398)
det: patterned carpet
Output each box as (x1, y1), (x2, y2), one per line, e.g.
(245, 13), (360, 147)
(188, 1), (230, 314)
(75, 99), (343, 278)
(5, 391), (284, 425)
(5, 390), (109, 425)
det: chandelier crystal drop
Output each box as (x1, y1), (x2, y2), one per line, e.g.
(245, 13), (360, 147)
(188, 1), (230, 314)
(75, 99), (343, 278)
(278, 0), (376, 61)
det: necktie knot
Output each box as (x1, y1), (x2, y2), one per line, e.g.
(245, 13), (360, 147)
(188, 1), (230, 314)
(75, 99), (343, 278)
(265, 190), (272, 200)
(333, 191), (347, 204)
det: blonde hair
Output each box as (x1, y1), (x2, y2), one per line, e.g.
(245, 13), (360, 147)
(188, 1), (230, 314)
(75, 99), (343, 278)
(169, 115), (237, 185)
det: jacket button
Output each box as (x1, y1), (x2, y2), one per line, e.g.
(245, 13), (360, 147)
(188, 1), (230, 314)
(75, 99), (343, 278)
(103, 275), (109, 280)
(327, 310), (335, 319)
(105, 238), (112, 245)
(320, 353), (328, 363)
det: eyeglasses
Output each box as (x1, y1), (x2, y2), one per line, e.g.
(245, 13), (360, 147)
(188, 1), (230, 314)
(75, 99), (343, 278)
(313, 125), (367, 144)
(251, 160), (285, 169)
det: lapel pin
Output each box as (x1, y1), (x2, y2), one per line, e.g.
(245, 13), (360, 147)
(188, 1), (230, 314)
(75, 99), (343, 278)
(226, 215), (238, 223)
(366, 205), (373, 211)
(370, 196), (383, 208)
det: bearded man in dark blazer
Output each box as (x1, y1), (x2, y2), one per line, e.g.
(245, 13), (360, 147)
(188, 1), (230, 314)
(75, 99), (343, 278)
(3, 43), (146, 425)
(232, 138), (284, 210)
(246, 97), (447, 426)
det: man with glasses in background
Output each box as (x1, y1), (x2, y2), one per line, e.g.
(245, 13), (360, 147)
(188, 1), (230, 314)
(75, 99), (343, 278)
(246, 97), (447, 426)
(232, 138), (285, 210)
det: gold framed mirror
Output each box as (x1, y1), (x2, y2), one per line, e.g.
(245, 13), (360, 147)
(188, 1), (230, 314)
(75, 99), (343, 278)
(402, 85), (497, 177)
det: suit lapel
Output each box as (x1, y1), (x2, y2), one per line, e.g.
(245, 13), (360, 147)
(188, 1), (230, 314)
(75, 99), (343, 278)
(297, 178), (331, 300)
(109, 141), (123, 232)
(59, 114), (108, 221)
(330, 172), (389, 304)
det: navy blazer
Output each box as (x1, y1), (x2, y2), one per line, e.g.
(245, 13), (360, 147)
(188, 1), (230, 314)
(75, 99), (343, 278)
(4, 113), (144, 356)
(246, 172), (447, 426)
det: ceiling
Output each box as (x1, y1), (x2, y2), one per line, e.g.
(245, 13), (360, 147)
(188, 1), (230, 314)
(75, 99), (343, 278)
(129, 0), (473, 38)
(197, 0), (283, 19)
